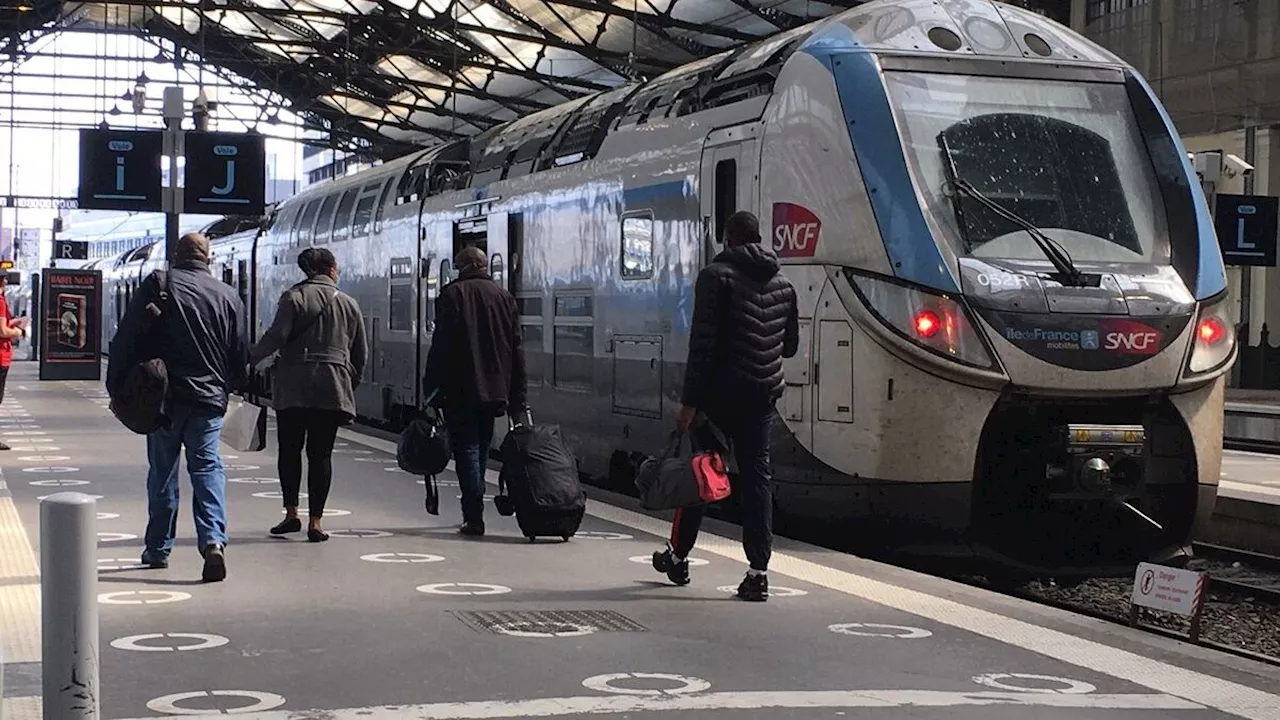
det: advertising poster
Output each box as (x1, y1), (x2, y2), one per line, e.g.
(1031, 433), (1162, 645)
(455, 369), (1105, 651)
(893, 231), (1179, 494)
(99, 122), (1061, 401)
(39, 268), (102, 381)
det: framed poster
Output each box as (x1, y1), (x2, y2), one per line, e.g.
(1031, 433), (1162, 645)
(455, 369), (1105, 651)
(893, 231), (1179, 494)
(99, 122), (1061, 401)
(39, 268), (102, 381)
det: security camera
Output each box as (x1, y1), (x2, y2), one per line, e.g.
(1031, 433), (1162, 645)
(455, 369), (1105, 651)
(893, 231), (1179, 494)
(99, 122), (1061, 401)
(1224, 153), (1254, 176)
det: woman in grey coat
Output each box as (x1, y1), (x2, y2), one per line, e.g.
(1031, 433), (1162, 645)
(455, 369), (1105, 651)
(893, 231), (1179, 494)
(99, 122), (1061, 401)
(250, 247), (367, 542)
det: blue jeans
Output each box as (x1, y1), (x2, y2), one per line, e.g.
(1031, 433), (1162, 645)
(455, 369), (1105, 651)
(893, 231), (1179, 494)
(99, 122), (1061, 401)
(145, 402), (229, 557)
(446, 407), (495, 524)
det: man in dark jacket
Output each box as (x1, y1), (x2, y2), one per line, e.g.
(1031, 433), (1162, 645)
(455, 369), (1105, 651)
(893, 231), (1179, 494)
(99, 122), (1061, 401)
(422, 246), (527, 536)
(107, 232), (249, 582)
(652, 210), (799, 601)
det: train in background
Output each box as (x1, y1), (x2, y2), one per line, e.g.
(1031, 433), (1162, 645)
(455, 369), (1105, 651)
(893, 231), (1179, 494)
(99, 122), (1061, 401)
(102, 0), (1236, 581)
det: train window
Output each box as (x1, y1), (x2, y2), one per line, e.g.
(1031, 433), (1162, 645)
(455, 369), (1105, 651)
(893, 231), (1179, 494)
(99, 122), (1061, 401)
(373, 178), (394, 234)
(553, 324), (593, 391)
(522, 322), (545, 386)
(620, 212), (654, 279)
(554, 294), (592, 317)
(313, 194), (340, 245)
(713, 159), (737, 243)
(389, 286), (413, 333)
(351, 193), (378, 239)
(237, 260), (249, 309)
(295, 200), (321, 247)
(222, 266), (234, 286)
(517, 296), (543, 317)
(489, 253), (504, 286)
(439, 259), (454, 285)
(331, 189), (359, 243)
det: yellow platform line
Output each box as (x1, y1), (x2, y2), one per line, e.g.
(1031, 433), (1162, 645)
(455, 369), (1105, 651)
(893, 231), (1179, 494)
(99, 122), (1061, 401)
(0, 494), (41, 665)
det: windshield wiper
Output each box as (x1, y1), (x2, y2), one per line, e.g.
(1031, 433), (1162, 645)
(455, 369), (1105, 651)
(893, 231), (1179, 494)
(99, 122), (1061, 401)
(950, 177), (1088, 288)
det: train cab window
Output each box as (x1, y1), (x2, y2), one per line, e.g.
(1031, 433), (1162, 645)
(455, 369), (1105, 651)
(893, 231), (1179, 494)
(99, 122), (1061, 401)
(295, 200), (321, 247)
(713, 159), (737, 243)
(331, 188), (359, 243)
(313, 194), (340, 245)
(620, 212), (654, 279)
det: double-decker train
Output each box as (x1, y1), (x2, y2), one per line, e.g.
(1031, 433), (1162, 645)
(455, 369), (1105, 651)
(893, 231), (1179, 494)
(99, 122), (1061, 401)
(96, 0), (1236, 579)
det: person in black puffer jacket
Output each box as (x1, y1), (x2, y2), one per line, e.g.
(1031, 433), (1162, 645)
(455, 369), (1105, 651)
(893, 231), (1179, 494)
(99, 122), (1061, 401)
(651, 210), (799, 602)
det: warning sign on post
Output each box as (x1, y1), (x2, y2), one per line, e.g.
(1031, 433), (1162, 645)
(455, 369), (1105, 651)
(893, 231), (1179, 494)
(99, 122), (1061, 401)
(1130, 562), (1206, 617)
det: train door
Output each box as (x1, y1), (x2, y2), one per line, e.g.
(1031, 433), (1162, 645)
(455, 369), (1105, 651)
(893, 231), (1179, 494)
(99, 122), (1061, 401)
(698, 123), (762, 265)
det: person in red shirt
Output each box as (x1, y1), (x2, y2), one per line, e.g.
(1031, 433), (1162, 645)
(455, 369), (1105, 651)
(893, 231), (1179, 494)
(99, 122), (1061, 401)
(0, 273), (29, 451)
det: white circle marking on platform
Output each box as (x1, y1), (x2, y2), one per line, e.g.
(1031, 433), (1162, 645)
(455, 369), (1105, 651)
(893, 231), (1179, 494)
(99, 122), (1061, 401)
(575, 531), (633, 541)
(21, 466), (79, 473)
(98, 558), (147, 570)
(2, 431), (45, 436)
(717, 585), (808, 597)
(222, 455), (239, 459)
(18, 455), (70, 462)
(383, 466), (406, 473)
(971, 673), (1096, 694)
(145, 690), (286, 715)
(9, 446), (58, 452)
(252, 491), (306, 500)
(827, 623), (933, 639)
(581, 673), (712, 696)
(2, 424), (41, 430)
(282, 508), (349, 517)
(333, 441), (349, 447)
(111, 633), (230, 653)
(97, 512), (120, 520)
(494, 621), (597, 638)
(353, 456), (395, 463)
(416, 478), (459, 487)
(29, 478), (88, 487)
(415, 582), (511, 596)
(224, 464), (260, 471)
(99, 591), (191, 605)
(328, 529), (393, 539)
(98, 532), (138, 543)
(228, 477), (276, 484)
(15, 437), (51, 443)
(360, 552), (445, 564)
(628, 555), (709, 567)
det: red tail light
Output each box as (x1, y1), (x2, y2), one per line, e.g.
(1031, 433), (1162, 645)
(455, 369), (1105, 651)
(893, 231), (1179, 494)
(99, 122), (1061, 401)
(914, 310), (941, 338)
(1197, 317), (1226, 345)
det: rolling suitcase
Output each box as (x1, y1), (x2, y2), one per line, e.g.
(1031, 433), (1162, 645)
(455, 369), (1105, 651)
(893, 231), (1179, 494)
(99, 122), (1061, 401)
(495, 412), (586, 542)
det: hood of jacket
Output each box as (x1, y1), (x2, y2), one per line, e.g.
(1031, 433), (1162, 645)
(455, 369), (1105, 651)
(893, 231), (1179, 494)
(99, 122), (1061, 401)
(713, 242), (781, 282)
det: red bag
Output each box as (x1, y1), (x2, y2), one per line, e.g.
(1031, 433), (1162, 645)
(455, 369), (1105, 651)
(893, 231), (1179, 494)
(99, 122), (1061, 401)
(692, 451), (731, 503)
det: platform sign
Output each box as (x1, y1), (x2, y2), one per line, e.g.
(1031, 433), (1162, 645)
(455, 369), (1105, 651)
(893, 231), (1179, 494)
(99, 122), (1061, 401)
(1215, 194), (1278, 267)
(77, 129), (163, 212)
(38, 268), (102, 381)
(183, 131), (266, 215)
(54, 240), (89, 261)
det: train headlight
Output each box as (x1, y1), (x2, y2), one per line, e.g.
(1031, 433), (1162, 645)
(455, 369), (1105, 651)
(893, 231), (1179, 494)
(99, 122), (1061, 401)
(843, 269), (998, 370)
(1185, 294), (1235, 375)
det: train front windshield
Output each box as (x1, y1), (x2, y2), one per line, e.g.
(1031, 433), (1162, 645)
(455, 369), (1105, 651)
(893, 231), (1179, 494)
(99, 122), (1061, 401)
(885, 71), (1173, 267)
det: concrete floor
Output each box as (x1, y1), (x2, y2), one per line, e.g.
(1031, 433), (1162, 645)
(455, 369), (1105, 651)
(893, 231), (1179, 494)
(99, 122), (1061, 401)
(2, 360), (1279, 720)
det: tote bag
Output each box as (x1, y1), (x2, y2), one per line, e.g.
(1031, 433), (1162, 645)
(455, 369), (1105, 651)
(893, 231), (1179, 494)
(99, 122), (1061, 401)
(223, 396), (268, 452)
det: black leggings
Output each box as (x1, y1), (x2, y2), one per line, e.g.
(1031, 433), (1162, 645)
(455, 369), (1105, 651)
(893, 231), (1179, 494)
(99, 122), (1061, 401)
(276, 408), (344, 518)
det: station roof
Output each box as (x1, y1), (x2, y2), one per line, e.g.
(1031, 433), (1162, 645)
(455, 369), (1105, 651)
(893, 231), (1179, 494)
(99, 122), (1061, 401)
(2, 0), (1066, 159)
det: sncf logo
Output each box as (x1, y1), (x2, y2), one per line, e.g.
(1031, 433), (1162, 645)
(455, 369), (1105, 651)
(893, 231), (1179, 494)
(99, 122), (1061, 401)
(772, 202), (821, 258)
(1100, 319), (1163, 355)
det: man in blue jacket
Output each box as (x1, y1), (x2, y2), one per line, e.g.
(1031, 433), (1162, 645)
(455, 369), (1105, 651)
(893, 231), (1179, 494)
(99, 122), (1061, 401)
(107, 233), (249, 582)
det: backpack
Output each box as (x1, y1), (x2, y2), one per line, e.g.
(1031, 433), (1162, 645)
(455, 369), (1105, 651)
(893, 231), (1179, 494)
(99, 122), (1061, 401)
(108, 271), (171, 435)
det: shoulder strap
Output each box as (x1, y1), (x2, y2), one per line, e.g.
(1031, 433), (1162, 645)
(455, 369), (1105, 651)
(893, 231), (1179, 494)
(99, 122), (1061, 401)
(283, 284), (339, 350)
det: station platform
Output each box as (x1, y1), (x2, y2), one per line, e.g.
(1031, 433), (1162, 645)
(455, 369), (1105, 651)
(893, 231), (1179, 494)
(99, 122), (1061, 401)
(3, 359), (1280, 720)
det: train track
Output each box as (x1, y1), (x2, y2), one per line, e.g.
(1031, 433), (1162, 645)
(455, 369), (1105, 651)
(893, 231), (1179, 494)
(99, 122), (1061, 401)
(1192, 541), (1280, 604)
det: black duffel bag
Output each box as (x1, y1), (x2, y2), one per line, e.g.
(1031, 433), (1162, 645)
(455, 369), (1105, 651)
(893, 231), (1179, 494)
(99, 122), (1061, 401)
(397, 401), (451, 477)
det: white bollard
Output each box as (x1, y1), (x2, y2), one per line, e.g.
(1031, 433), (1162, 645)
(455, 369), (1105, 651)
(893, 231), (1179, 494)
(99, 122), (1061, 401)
(39, 493), (99, 720)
